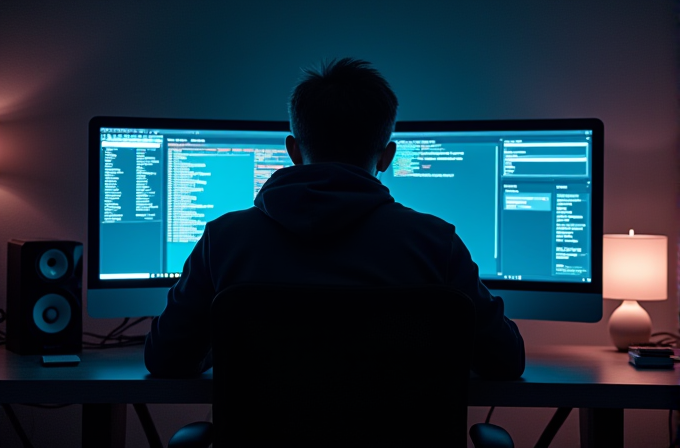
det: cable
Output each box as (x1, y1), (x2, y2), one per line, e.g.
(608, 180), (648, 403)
(484, 406), (494, 424)
(0, 309), (149, 348)
(133, 403), (163, 448)
(83, 339), (146, 350)
(82, 317), (150, 349)
(99, 317), (141, 342)
(2, 404), (35, 448)
(82, 333), (146, 344)
(651, 332), (680, 347)
(653, 332), (680, 339)
(98, 317), (130, 345)
(107, 317), (149, 340)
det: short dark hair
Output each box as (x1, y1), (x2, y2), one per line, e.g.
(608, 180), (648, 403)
(288, 57), (398, 167)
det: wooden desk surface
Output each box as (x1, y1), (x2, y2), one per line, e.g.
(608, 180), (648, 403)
(469, 345), (680, 410)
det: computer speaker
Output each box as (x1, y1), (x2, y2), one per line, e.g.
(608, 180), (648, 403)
(6, 239), (83, 355)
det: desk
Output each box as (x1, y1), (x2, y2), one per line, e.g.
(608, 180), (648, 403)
(0, 345), (211, 448)
(469, 345), (680, 447)
(0, 345), (677, 448)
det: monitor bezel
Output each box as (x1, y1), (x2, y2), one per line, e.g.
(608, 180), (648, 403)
(392, 117), (604, 297)
(87, 116), (292, 293)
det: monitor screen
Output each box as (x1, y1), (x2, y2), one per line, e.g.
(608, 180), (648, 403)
(88, 116), (603, 322)
(382, 118), (604, 322)
(87, 117), (292, 317)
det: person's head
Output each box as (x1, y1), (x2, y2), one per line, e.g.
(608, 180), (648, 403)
(287, 57), (399, 174)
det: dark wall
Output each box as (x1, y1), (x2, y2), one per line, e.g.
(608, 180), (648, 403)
(0, 1), (677, 446)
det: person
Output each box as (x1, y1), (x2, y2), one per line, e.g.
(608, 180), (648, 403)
(144, 57), (525, 380)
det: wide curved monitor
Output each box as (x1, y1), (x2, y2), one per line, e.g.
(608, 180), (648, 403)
(87, 116), (292, 317)
(89, 116), (603, 322)
(383, 118), (604, 322)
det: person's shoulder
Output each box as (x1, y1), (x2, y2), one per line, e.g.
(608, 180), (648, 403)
(207, 207), (263, 229)
(381, 201), (456, 231)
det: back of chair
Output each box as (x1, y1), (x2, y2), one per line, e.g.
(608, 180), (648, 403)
(210, 283), (476, 448)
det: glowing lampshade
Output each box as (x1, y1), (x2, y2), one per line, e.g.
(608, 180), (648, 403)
(603, 230), (667, 351)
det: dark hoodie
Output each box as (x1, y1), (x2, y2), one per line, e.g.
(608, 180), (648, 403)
(145, 163), (525, 379)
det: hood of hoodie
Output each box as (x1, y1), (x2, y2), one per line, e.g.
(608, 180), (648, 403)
(254, 163), (394, 238)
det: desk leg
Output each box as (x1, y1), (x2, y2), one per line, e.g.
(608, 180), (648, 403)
(579, 408), (623, 448)
(82, 404), (127, 448)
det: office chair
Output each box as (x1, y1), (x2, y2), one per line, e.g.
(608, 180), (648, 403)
(168, 283), (514, 448)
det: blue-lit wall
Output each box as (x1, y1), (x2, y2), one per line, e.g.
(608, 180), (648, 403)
(0, 1), (677, 447)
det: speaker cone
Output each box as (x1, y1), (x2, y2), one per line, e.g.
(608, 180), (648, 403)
(38, 249), (69, 280)
(32, 293), (72, 334)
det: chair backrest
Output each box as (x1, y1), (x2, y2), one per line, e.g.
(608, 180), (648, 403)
(210, 283), (476, 448)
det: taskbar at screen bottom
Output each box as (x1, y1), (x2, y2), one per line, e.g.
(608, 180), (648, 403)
(100, 273), (181, 280)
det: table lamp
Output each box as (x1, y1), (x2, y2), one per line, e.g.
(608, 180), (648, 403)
(603, 230), (667, 351)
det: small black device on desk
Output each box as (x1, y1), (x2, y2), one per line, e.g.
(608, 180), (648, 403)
(42, 355), (80, 367)
(628, 346), (675, 369)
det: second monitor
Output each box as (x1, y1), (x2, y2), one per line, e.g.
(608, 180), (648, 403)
(384, 118), (603, 322)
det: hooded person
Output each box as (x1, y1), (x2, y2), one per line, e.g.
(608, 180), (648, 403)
(144, 57), (524, 380)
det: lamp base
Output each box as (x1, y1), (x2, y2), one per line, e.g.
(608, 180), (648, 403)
(608, 300), (652, 351)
